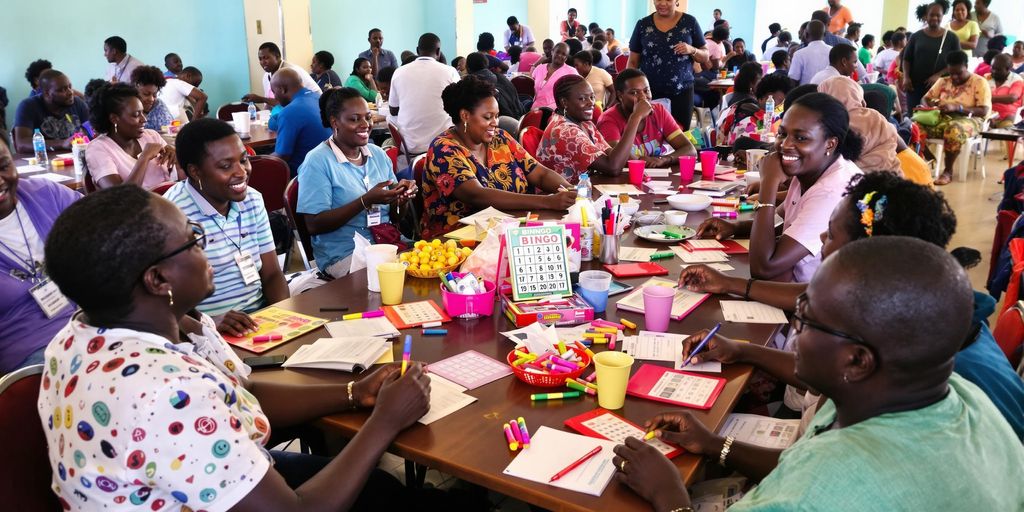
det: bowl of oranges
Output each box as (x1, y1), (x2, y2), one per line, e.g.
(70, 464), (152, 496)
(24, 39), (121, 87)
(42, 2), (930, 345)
(399, 239), (474, 278)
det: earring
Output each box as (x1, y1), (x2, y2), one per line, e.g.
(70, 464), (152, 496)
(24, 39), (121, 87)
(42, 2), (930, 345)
(167, 289), (174, 307)
(826, 150), (832, 156)
(113, 122), (118, 134)
(843, 374), (849, 383)
(463, 121), (468, 132)
(197, 179), (203, 191)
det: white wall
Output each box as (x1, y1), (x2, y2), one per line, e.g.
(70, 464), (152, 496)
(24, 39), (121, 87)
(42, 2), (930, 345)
(752, 0), (885, 50)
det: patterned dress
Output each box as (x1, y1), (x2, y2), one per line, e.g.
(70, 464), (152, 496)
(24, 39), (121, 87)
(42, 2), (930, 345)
(535, 114), (611, 183)
(918, 73), (992, 153)
(628, 13), (705, 97)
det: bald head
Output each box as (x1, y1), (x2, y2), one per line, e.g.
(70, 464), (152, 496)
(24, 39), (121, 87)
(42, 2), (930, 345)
(992, 53), (1014, 82)
(39, 69), (74, 107)
(270, 67), (303, 105)
(810, 236), (972, 378)
(807, 20), (826, 41)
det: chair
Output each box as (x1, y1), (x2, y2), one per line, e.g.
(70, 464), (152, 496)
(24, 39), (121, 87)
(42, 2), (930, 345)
(0, 364), (60, 511)
(511, 75), (535, 98)
(517, 108), (554, 135)
(385, 146), (399, 174)
(924, 113), (996, 182)
(411, 153), (428, 190)
(248, 155), (290, 212)
(614, 54), (629, 73)
(520, 126), (544, 159)
(388, 122), (422, 174)
(992, 300), (1024, 368)
(217, 102), (251, 122)
(284, 178), (315, 271)
(150, 181), (176, 195)
(592, 104), (603, 123)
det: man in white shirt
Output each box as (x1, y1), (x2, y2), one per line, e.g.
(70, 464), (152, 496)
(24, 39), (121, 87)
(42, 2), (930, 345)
(762, 31), (793, 61)
(389, 33), (461, 156)
(790, 20), (832, 85)
(104, 36), (144, 84)
(504, 16), (535, 50)
(811, 44), (857, 84)
(242, 42), (321, 107)
(873, 31), (904, 82)
(159, 67), (208, 119)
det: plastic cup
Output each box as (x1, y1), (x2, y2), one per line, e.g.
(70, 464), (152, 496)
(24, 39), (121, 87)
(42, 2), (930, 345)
(578, 270), (613, 313)
(377, 262), (407, 305)
(642, 285), (675, 333)
(679, 156), (697, 182)
(365, 244), (398, 292)
(665, 210), (688, 226)
(628, 160), (646, 187)
(594, 351), (635, 409)
(699, 150), (719, 179)
(231, 111), (250, 135)
(746, 149), (768, 173)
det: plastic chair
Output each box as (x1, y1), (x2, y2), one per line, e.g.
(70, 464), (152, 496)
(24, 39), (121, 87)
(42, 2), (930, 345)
(992, 300), (1024, 367)
(511, 75), (535, 98)
(0, 364), (60, 511)
(217, 102), (251, 121)
(248, 155), (290, 212)
(385, 146), (399, 173)
(517, 108), (555, 135)
(150, 181), (177, 195)
(284, 178), (315, 271)
(614, 54), (629, 73)
(592, 104), (603, 123)
(519, 126), (544, 159)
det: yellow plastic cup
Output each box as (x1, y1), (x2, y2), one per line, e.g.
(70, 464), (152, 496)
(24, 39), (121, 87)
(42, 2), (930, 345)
(377, 262), (407, 305)
(593, 351), (635, 409)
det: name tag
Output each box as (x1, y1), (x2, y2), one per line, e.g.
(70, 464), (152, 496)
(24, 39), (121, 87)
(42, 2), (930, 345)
(367, 206), (383, 227)
(235, 252), (260, 285)
(30, 278), (70, 319)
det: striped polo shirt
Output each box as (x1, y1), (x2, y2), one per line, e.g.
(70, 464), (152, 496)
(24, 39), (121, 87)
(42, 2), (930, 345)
(164, 180), (276, 316)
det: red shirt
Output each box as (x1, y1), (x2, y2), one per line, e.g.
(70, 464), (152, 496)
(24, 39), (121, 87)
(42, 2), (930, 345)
(596, 103), (683, 158)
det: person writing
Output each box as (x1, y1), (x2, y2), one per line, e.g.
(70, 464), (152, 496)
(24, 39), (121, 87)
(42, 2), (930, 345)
(697, 93), (863, 281)
(85, 83), (181, 190)
(297, 87), (417, 278)
(163, 118), (289, 336)
(421, 76), (575, 238)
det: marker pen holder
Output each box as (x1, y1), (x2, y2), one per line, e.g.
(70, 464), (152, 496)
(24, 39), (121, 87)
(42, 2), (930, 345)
(440, 279), (496, 319)
(599, 234), (620, 265)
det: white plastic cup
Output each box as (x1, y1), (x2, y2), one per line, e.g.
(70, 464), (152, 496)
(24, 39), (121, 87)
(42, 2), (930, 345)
(231, 111), (251, 135)
(665, 211), (688, 226)
(365, 244), (398, 292)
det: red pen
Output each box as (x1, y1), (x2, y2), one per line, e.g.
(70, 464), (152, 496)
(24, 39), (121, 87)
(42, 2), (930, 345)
(549, 446), (603, 482)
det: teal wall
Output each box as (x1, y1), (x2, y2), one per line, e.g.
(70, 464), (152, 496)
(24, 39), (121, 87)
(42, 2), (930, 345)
(0, 0), (249, 121)
(473, 0), (529, 51)
(685, 0), (754, 47)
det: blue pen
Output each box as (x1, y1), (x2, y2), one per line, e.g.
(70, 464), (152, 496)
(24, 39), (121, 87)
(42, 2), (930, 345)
(682, 322), (722, 368)
(422, 329), (447, 336)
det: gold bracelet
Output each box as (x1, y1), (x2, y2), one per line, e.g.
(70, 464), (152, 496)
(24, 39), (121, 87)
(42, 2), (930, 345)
(719, 435), (735, 466)
(359, 196), (369, 211)
(347, 380), (356, 409)
(668, 507), (695, 512)
(753, 201), (775, 211)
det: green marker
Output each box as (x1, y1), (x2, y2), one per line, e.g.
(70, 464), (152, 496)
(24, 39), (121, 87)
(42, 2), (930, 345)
(530, 391), (582, 401)
(660, 230), (683, 239)
(738, 203), (755, 212)
(649, 251), (674, 261)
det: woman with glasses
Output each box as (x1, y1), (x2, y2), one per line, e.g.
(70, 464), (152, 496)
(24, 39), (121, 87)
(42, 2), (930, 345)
(611, 237), (1023, 510)
(38, 184), (448, 511)
(696, 93), (864, 282)
(596, 69), (696, 167)
(0, 134), (80, 374)
(163, 118), (288, 336)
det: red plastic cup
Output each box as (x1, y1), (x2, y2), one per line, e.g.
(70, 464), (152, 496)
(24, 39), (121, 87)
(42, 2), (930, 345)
(699, 150), (719, 179)
(679, 156), (697, 183)
(628, 160), (645, 187)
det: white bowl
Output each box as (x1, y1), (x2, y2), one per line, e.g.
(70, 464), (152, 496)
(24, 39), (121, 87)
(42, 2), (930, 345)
(665, 210), (689, 226)
(667, 194), (712, 212)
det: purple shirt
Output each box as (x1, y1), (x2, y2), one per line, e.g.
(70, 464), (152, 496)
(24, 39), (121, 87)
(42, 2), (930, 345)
(0, 178), (80, 372)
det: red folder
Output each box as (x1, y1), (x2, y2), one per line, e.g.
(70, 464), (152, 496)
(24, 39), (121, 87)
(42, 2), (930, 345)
(602, 262), (669, 278)
(625, 364), (727, 410)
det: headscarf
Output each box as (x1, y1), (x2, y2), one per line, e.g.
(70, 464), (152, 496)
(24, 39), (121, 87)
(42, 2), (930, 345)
(818, 76), (902, 174)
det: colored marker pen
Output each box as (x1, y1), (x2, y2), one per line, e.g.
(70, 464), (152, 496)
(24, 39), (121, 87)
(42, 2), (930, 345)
(517, 417), (531, 448)
(252, 334), (282, 343)
(712, 211), (738, 219)
(531, 391), (582, 400)
(503, 423), (519, 451)
(422, 329), (447, 336)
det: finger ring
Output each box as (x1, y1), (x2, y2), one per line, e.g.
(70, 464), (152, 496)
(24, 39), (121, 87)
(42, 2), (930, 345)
(619, 460), (628, 472)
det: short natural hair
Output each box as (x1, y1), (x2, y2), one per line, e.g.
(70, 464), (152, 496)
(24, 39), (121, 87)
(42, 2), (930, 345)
(131, 65), (167, 89)
(174, 117), (238, 171)
(104, 36), (127, 54)
(25, 59), (52, 87)
(613, 68), (646, 92)
(318, 87), (365, 128)
(259, 42), (281, 57)
(946, 50), (969, 67)
(314, 50), (335, 69)
(572, 50), (593, 65)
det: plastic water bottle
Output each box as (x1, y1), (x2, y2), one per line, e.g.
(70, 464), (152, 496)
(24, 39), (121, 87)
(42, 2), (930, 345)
(248, 101), (257, 121)
(32, 129), (48, 168)
(763, 96), (776, 133)
(576, 172), (592, 201)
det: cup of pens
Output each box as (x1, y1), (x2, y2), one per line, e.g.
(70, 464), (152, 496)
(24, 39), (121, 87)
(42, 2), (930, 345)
(440, 274), (496, 318)
(599, 200), (623, 264)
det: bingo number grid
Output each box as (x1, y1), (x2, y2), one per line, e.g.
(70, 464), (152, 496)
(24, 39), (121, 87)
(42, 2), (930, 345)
(581, 413), (678, 457)
(427, 350), (513, 390)
(506, 226), (572, 301)
(649, 372), (719, 406)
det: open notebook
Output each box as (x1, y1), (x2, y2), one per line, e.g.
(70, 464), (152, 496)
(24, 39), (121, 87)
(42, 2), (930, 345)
(282, 337), (392, 372)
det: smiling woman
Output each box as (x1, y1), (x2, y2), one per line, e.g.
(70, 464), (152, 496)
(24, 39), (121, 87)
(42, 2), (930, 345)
(130, 65), (175, 131)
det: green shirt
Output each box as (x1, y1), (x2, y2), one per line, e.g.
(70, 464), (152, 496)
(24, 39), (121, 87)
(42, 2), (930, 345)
(731, 374), (1024, 512)
(858, 47), (873, 67)
(344, 74), (379, 102)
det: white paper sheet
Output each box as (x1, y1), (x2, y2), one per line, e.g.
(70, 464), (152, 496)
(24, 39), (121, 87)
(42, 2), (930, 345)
(687, 240), (725, 249)
(617, 246), (658, 262)
(720, 301), (789, 324)
(16, 164), (46, 174)
(621, 331), (721, 373)
(458, 206), (514, 226)
(671, 247), (729, 263)
(718, 414), (800, 449)
(502, 426), (618, 496)
(27, 173), (74, 183)
(594, 184), (643, 196)
(500, 322), (560, 355)
(418, 374), (477, 425)
(681, 263), (735, 272)
(325, 317), (400, 338)
(643, 168), (673, 177)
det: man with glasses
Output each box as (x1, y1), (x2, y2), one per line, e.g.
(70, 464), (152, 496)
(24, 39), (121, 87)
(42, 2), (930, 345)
(596, 68), (697, 168)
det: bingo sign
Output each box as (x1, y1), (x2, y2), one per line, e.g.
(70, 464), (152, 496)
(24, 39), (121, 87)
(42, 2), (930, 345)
(505, 225), (572, 301)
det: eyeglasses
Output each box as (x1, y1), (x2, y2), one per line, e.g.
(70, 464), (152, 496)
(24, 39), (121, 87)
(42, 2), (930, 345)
(792, 293), (866, 344)
(148, 221), (207, 267)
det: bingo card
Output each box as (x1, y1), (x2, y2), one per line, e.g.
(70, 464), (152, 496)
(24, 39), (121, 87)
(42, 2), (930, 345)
(505, 225), (572, 301)
(382, 300), (451, 329)
(223, 307), (327, 354)
(625, 364), (726, 409)
(426, 350), (514, 390)
(565, 409), (683, 458)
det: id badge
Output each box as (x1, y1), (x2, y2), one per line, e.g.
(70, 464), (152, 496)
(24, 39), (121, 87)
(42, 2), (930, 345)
(30, 278), (71, 319)
(367, 206), (383, 227)
(235, 252), (260, 285)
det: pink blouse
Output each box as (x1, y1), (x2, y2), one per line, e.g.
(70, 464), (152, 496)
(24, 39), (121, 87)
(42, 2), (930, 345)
(85, 129), (175, 190)
(531, 63), (579, 109)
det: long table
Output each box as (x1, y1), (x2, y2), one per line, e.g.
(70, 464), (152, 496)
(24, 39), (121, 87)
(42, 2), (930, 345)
(241, 170), (777, 511)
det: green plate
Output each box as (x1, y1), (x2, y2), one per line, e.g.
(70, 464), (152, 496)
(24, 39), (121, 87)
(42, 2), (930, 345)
(634, 225), (696, 243)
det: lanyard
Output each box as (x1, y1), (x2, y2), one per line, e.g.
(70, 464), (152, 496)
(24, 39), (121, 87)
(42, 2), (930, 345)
(0, 208), (43, 281)
(210, 210), (246, 253)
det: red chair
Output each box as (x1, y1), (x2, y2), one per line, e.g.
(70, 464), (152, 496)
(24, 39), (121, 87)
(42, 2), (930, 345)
(0, 365), (60, 511)
(520, 126), (543, 159)
(993, 300), (1024, 368)
(517, 108), (555, 135)
(411, 154), (428, 189)
(614, 54), (629, 73)
(511, 75), (535, 98)
(150, 181), (177, 195)
(248, 155), (290, 212)
(592, 104), (603, 123)
(388, 122), (422, 171)
(385, 146), (399, 174)
(284, 178), (314, 271)
(217, 102), (251, 121)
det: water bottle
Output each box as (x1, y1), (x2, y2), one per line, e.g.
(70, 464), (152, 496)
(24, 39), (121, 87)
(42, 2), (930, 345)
(32, 129), (48, 168)
(248, 101), (257, 121)
(576, 172), (592, 201)
(763, 96), (776, 133)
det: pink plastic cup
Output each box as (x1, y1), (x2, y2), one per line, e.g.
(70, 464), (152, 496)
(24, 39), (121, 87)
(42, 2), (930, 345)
(628, 160), (645, 187)
(699, 150), (719, 179)
(679, 156), (697, 183)
(642, 286), (675, 333)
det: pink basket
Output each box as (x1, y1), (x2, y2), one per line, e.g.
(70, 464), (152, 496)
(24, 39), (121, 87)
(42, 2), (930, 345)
(439, 279), (497, 318)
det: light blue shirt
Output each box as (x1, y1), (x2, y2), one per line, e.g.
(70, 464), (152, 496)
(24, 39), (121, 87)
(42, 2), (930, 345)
(789, 40), (832, 85)
(296, 140), (396, 269)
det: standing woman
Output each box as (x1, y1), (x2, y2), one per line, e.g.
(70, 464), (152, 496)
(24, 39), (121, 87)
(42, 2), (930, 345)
(948, 0), (980, 51)
(627, 0), (710, 130)
(85, 83), (181, 190)
(902, 2), (961, 110)
(344, 58), (380, 103)
(531, 42), (579, 109)
(163, 118), (289, 336)
(971, 0), (1003, 57)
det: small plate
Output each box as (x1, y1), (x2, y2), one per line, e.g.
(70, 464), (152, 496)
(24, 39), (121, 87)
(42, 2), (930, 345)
(634, 224), (696, 243)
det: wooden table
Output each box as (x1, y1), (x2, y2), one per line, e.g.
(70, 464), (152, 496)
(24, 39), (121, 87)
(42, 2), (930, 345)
(162, 122), (277, 149)
(980, 128), (1024, 175)
(16, 150), (83, 190)
(708, 78), (735, 94)
(243, 173), (778, 512)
